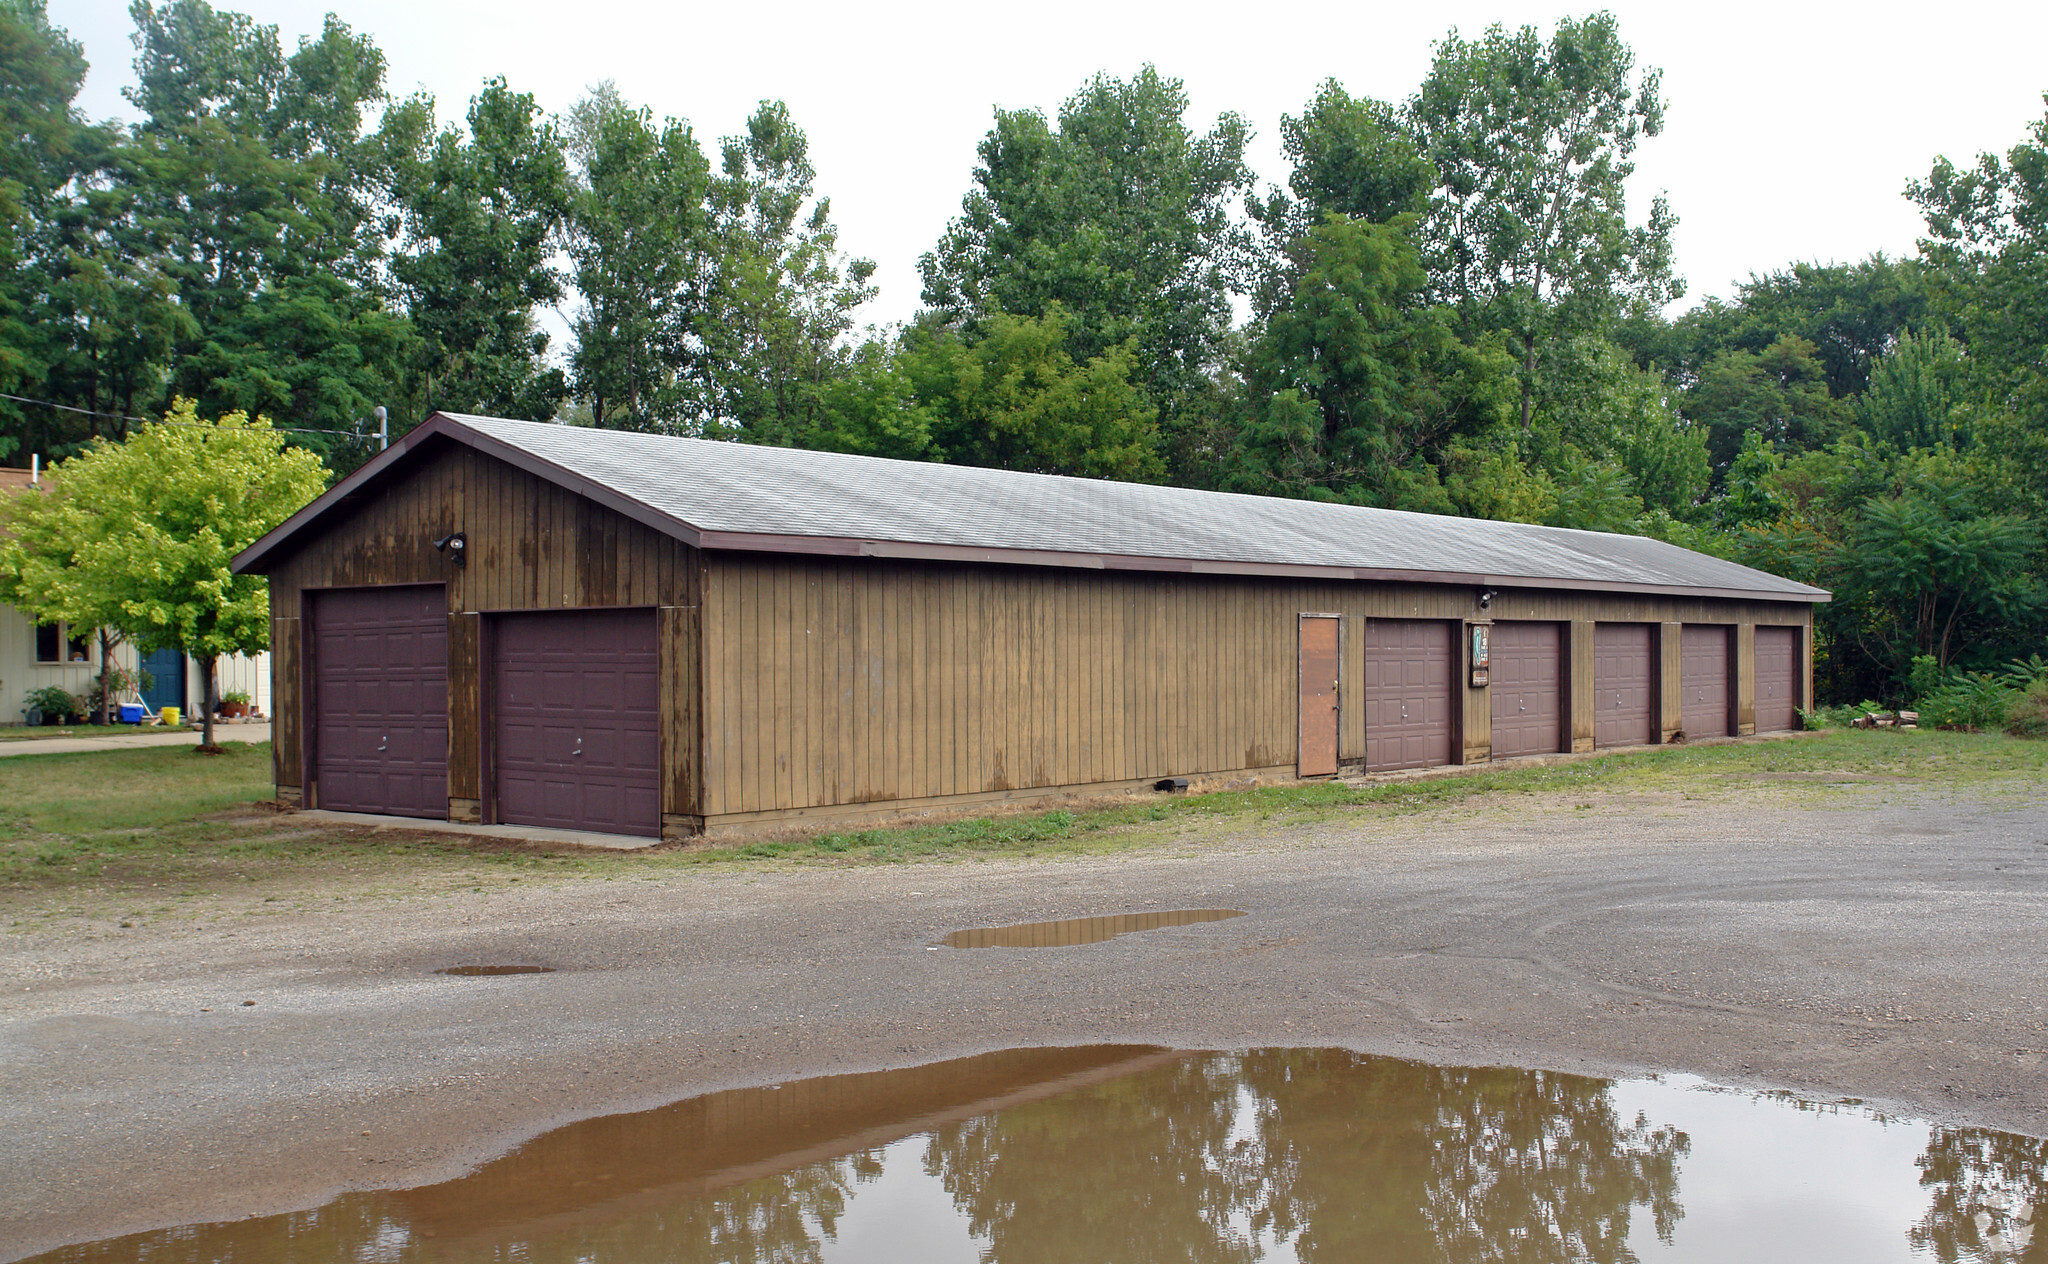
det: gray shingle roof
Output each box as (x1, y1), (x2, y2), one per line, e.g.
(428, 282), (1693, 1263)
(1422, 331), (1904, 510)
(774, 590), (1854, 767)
(437, 415), (1824, 602)
(235, 412), (1827, 602)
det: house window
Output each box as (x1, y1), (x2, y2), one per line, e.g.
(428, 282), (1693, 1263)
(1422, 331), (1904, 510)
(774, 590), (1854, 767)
(32, 622), (91, 664)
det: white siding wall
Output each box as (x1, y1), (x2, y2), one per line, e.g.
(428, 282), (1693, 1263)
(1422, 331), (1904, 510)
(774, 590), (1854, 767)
(1, 605), (270, 724)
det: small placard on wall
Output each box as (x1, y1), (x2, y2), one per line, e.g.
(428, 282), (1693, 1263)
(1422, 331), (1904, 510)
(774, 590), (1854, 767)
(1469, 624), (1490, 688)
(1470, 667), (1490, 688)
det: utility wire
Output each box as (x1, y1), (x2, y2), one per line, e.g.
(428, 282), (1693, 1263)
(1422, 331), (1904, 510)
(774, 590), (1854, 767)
(0, 391), (361, 438)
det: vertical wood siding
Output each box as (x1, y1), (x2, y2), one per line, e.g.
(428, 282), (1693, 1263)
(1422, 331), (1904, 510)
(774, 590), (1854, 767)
(697, 553), (1815, 818)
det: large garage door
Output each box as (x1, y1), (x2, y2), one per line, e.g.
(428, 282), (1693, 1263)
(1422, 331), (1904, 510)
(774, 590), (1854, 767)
(1363, 619), (1453, 771)
(1491, 621), (1562, 759)
(312, 586), (447, 818)
(1593, 623), (1655, 749)
(1681, 625), (1732, 739)
(493, 608), (660, 837)
(1755, 626), (1800, 733)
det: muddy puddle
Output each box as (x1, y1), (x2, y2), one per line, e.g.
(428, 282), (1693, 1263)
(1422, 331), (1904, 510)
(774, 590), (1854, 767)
(943, 908), (1244, 948)
(36, 1046), (2043, 1262)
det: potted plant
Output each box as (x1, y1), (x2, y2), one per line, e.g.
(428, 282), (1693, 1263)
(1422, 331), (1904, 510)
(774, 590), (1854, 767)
(218, 689), (252, 719)
(26, 685), (80, 726)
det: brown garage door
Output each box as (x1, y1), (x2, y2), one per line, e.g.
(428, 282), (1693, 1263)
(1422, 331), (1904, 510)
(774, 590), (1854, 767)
(312, 586), (448, 818)
(1363, 619), (1453, 771)
(493, 608), (660, 837)
(1755, 626), (1801, 733)
(1594, 623), (1655, 748)
(1491, 621), (1562, 759)
(1681, 625), (1732, 739)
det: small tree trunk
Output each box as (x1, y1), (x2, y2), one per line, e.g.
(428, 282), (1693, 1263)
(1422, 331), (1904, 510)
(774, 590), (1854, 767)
(199, 655), (218, 749)
(97, 628), (116, 725)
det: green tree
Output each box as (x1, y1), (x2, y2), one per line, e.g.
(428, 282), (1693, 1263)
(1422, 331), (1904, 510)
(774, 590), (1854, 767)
(0, 398), (327, 746)
(1911, 101), (2048, 515)
(697, 101), (876, 443)
(122, 1), (399, 452)
(1684, 333), (1844, 473)
(561, 86), (711, 431)
(1245, 79), (1434, 313)
(896, 308), (1160, 479)
(1856, 328), (1976, 453)
(1408, 13), (1679, 434)
(920, 66), (1251, 453)
(1225, 214), (1514, 508)
(1658, 256), (1928, 399)
(380, 78), (572, 423)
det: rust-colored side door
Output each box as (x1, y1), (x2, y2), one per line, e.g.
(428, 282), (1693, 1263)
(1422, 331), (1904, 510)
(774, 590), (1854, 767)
(1755, 626), (1800, 732)
(1297, 615), (1340, 777)
(1593, 623), (1655, 749)
(1681, 625), (1733, 739)
(1363, 619), (1454, 771)
(493, 608), (661, 837)
(311, 585), (448, 818)
(1490, 621), (1563, 758)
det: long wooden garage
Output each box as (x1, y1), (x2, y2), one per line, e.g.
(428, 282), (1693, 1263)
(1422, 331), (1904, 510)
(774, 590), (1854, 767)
(233, 414), (1827, 840)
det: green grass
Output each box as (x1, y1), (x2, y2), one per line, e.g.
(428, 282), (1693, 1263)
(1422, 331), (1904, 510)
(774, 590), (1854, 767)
(2, 729), (2041, 922)
(0, 723), (195, 741)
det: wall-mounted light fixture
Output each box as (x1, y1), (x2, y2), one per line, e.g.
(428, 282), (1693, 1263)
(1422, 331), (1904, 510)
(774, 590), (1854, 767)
(1478, 588), (1496, 612)
(434, 532), (467, 567)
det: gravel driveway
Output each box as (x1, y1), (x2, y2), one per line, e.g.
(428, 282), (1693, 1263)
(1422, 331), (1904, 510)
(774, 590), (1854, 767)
(3, 781), (2044, 1257)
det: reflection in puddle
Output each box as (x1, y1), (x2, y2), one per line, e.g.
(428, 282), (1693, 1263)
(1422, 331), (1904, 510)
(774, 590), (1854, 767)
(37, 1048), (2045, 1263)
(943, 908), (1245, 948)
(435, 965), (556, 976)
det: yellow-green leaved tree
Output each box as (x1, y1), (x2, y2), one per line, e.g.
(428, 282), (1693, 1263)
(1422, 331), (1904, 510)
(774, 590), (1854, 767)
(0, 400), (327, 748)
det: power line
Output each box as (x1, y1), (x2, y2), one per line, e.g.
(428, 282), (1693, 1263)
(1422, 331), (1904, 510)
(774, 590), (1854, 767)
(0, 391), (363, 438)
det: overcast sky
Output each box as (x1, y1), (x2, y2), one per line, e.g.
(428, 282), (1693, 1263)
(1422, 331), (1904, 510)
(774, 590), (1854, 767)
(57, 0), (2048, 333)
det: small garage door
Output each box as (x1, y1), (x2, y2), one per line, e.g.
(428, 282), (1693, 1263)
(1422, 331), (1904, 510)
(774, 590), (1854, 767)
(312, 586), (448, 818)
(1681, 625), (1732, 739)
(1363, 619), (1453, 771)
(493, 608), (660, 837)
(1755, 626), (1800, 733)
(1491, 622), (1562, 759)
(1594, 623), (1655, 748)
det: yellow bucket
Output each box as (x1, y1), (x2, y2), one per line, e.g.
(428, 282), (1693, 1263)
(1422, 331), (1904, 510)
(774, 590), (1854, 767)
(160, 706), (181, 727)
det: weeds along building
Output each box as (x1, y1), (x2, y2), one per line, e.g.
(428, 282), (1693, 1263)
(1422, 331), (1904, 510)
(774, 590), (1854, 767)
(232, 413), (1828, 840)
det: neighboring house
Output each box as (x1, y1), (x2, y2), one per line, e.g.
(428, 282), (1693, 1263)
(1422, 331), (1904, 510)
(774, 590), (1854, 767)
(0, 467), (269, 725)
(232, 413), (1827, 842)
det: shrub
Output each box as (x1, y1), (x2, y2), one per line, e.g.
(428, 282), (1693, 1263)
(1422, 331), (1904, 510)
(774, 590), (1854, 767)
(2007, 679), (2048, 740)
(1915, 672), (2013, 731)
(25, 685), (80, 721)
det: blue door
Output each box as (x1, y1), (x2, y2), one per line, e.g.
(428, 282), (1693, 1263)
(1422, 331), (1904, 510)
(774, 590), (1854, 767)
(139, 647), (185, 714)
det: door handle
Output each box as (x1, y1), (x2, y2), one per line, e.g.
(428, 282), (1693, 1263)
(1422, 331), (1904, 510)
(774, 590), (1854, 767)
(377, 735), (388, 752)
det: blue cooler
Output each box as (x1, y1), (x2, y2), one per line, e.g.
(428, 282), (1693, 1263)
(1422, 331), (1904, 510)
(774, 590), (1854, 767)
(118, 703), (146, 724)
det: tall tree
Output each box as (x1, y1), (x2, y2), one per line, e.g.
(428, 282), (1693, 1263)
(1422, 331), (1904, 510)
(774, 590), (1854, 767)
(380, 78), (572, 423)
(1224, 214), (1514, 508)
(920, 66), (1251, 451)
(1408, 13), (1679, 434)
(562, 86), (712, 431)
(1910, 95), (2048, 517)
(696, 101), (875, 443)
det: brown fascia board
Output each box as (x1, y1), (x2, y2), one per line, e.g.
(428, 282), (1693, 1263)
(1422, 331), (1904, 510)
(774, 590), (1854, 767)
(232, 414), (1831, 604)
